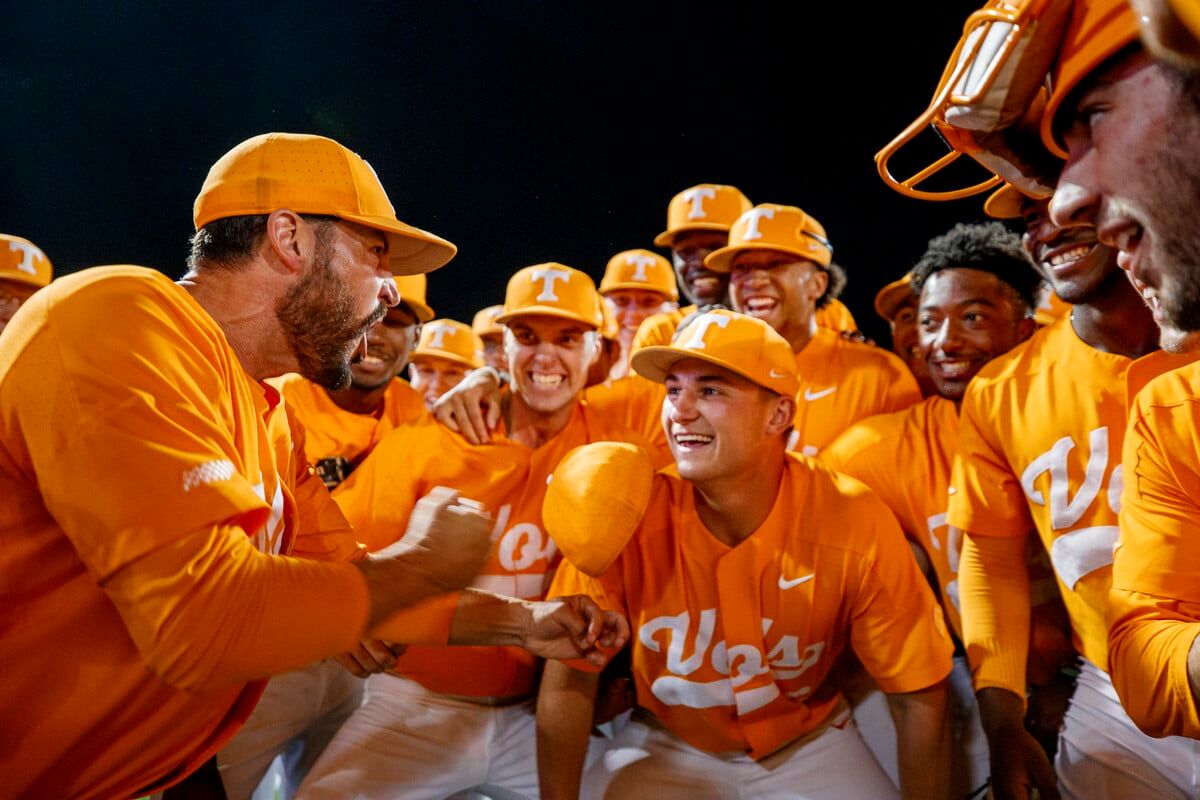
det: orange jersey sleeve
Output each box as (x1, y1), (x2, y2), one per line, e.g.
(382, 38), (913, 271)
(551, 455), (952, 759)
(0, 267), (370, 799)
(335, 403), (648, 698)
(584, 375), (672, 468)
(814, 298), (857, 334)
(822, 397), (964, 637)
(1110, 361), (1200, 738)
(790, 327), (921, 456)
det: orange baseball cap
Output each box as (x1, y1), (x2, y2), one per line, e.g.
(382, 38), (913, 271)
(472, 304), (505, 339)
(393, 274), (435, 323)
(542, 442), (655, 577)
(653, 183), (753, 249)
(598, 295), (620, 340)
(412, 319), (483, 368)
(874, 274), (916, 322)
(599, 249), (678, 301)
(1042, 0), (1139, 158)
(704, 204), (834, 273)
(983, 183), (1030, 220)
(495, 263), (603, 328)
(193, 132), (457, 276)
(632, 308), (799, 400)
(0, 234), (53, 289)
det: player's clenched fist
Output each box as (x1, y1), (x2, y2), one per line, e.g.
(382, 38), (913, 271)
(354, 486), (492, 628)
(523, 594), (630, 667)
(397, 485), (493, 591)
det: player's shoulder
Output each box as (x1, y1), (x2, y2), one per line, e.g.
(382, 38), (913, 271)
(1135, 358), (1200, 413)
(968, 317), (1072, 392)
(823, 328), (908, 373)
(44, 265), (182, 315)
(632, 307), (688, 351)
(821, 404), (913, 467)
(579, 397), (650, 445)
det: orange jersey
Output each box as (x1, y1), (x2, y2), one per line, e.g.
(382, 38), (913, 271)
(814, 298), (858, 334)
(1110, 357), (1200, 738)
(0, 267), (369, 798)
(585, 375), (672, 468)
(271, 372), (426, 466)
(334, 403), (646, 698)
(948, 316), (1181, 687)
(790, 326), (921, 456)
(550, 454), (953, 759)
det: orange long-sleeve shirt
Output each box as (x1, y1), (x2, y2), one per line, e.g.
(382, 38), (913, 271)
(0, 267), (374, 799)
(1111, 359), (1200, 738)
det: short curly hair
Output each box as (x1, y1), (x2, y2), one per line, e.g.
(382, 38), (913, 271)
(817, 260), (847, 309)
(910, 222), (1041, 311)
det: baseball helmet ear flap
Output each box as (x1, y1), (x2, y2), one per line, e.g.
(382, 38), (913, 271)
(875, 0), (1073, 201)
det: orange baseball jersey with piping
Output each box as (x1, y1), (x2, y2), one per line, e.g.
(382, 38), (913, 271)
(947, 316), (1184, 690)
(814, 299), (857, 334)
(550, 454), (953, 758)
(0, 266), (371, 799)
(333, 403), (647, 698)
(1110, 358), (1200, 738)
(271, 372), (426, 466)
(790, 326), (921, 456)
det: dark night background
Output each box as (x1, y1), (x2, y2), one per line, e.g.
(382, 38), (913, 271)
(2, 1), (1000, 345)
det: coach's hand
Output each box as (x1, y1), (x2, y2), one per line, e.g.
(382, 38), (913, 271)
(979, 687), (1061, 800)
(432, 367), (503, 444)
(335, 639), (408, 678)
(355, 486), (492, 628)
(523, 595), (630, 667)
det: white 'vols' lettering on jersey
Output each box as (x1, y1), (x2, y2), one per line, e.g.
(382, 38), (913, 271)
(739, 207), (775, 241)
(684, 187), (717, 220)
(531, 267), (571, 302)
(425, 322), (454, 350)
(1018, 426), (1121, 589)
(639, 608), (826, 714)
(626, 253), (658, 282)
(8, 240), (41, 276)
(925, 511), (960, 609)
(470, 503), (558, 599)
(251, 474), (287, 555)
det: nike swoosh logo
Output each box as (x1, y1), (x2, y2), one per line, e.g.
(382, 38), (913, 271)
(803, 386), (836, 401)
(778, 573), (815, 590)
(769, 368), (787, 379)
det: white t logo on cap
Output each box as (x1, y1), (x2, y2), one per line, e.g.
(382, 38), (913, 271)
(683, 187), (717, 220)
(626, 254), (657, 282)
(532, 268), (571, 302)
(8, 241), (40, 276)
(740, 207), (775, 242)
(679, 312), (732, 350)
(426, 322), (454, 350)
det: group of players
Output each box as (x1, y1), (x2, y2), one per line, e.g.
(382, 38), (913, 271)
(5, 0), (1200, 798)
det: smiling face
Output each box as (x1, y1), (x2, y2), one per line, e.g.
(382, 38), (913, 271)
(504, 314), (595, 415)
(889, 295), (931, 388)
(605, 288), (669, 345)
(729, 249), (827, 347)
(409, 354), (470, 409)
(1020, 194), (1124, 306)
(349, 302), (418, 390)
(661, 357), (792, 485)
(671, 230), (730, 305)
(1051, 50), (1200, 352)
(918, 268), (1034, 401)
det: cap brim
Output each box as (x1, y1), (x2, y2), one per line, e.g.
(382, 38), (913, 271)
(704, 242), (815, 274)
(493, 306), (599, 327)
(397, 296), (435, 323)
(983, 185), (1025, 220)
(873, 279), (915, 322)
(339, 212), (458, 276)
(600, 282), (678, 302)
(412, 350), (480, 369)
(632, 345), (781, 396)
(653, 222), (731, 249)
(0, 271), (49, 290)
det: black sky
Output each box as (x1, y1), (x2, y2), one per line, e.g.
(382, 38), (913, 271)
(2, 1), (998, 343)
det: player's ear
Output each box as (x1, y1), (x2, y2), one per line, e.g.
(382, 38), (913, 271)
(807, 266), (829, 305)
(263, 209), (308, 275)
(764, 393), (795, 436)
(1017, 313), (1038, 343)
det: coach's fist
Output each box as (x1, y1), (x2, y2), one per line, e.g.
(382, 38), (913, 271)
(354, 486), (492, 628)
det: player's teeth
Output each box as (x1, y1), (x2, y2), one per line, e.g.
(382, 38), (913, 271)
(1048, 245), (1090, 266)
(532, 373), (563, 385)
(675, 434), (713, 444)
